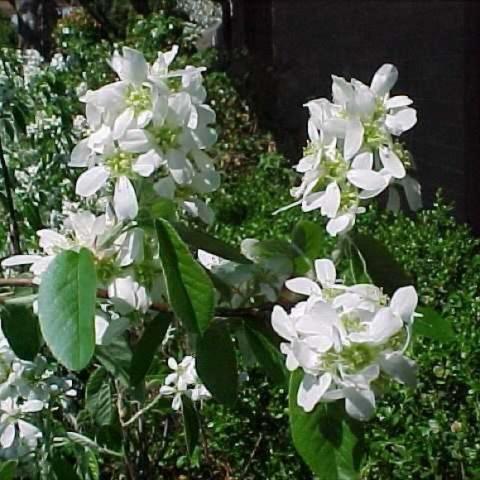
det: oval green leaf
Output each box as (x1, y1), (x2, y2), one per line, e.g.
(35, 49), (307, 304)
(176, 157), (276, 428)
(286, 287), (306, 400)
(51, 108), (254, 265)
(38, 248), (96, 371)
(414, 306), (455, 343)
(196, 322), (238, 407)
(289, 370), (364, 479)
(156, 219), (215, 334)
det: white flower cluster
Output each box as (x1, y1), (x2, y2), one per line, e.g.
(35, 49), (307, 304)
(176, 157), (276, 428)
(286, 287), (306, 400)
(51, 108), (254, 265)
(0, 327), (75, 458)
(26, 111), (63, 140)
(160, 356), (211, 410)
(70, 46), (219, 224)
(2, 210), (155, 314)
(280, 64), (421, 236)
(272, 259), (418, 420)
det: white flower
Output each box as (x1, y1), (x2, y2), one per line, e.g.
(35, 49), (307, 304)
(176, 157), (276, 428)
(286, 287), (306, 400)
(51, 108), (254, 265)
(279, 63), (420, 236)
(160, 356), (210, 411)
(272, 258), (418, 420)
(0, 398), (43, 449)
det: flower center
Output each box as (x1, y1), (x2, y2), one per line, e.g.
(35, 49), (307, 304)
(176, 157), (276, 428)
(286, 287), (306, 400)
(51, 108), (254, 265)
(125, 86), (151, 114)
(105, 150), (136, 177)
(148, 124), (181, 152)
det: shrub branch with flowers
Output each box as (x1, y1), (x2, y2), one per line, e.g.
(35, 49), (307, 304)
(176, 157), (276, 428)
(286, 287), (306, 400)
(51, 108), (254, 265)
(0, 25), (455, 480)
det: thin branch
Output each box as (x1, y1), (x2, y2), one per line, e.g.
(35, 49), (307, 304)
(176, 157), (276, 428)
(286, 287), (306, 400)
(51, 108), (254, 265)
(121, 392), (164, 428)
(0, 136), (22, 255)
(0, 278), (288, 317)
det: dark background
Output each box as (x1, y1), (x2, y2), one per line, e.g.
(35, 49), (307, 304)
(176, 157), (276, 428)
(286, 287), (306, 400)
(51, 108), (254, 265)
(222, 0), (480, 234)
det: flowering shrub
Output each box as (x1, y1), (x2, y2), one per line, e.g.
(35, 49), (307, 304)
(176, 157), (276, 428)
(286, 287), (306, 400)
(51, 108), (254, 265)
(0, 11), (460, 480)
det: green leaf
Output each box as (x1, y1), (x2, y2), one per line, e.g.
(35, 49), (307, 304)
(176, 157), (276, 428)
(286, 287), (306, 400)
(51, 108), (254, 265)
(244, 324), (286, 385)
(130, 312), (172, 386)
(414, 306), (455, 343)
(84, 449), (100, 480)
(38, 249), (96, 370)
(156, 219), (215, 334)
(181, 395), (199, 457)
(174, 222), (252, 264)
(196, 322), (238, 406)
(86, 367), (113, 426)
(352, 234), (412, 295)
(0, 460), (17, 480)
(1, 304), (41, 360)
(96, 337), (132, 387)
(289, 370), (364, 479)
(292, 220), (327, 274)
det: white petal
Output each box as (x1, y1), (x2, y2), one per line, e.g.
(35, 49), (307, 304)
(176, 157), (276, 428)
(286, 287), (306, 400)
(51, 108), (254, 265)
(119, 129), (151, 153)
(21, 399), (44, 413)
(113, 108), (134, 139)
(297, 373), (332, 412)
(385, 95), (413, 109)
(2, 255), (43, 267)
(380, 353), (417, 387)
(347, 169), (387, 190)
(402, 175), (423, 211)
(326, 214), (354, 236)
(168, 150), (193, 185)
(318, 182), (341, 218)
(368, 307), (403, 343)
(370, 64), (398, 97)
(75, 166), (110, 197)
(132, 150), (159, 177)
(285, 277), (321, 296)
(351, 151), (373, 170)
(114, 176), (138, 220)
(0, 424), (16, 448)
(70, 138), (91, 167)
(379, 146), (405, 179)
(385, 108), (417, 136)
(116, 228), (144, 266)
(390, 286), (418, 324)
(95, 312), (109, 345)
(315, 259), (336, 286)
(271, 305), (296, 341)
(344, 387), (376, 420)
(344, 118), (364, 160)
(120, 47), (148, 85)
(296, 303), (338, 335)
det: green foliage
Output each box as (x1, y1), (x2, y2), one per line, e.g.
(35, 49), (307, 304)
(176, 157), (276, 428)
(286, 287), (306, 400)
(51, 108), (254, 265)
(38, 248), (97, 370)
(0, 304), (41, 361)
(156, 219), (215, 334)
(0, 13), (16, 48)
(289, 370), (364, 479)
(196, 322), (238, 406)
(130, 312), (172, 386)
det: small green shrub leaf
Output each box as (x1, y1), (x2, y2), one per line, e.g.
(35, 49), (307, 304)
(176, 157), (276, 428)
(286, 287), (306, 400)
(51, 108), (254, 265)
(174, 222), (252, 264)
(289, 369), (364, 479)
(414, 306), (455, 343)
(156, 219), (215, 334)
(38, 249), (96, 371)
(245, 324), (286, 385)
(130, 312), (172, 386)
(86, 367), (113, 426)
(196, 322), (238, 406)
(182, 395), (199, 457)
(1, 304), (41, 360)
(353, 234), (412, 295)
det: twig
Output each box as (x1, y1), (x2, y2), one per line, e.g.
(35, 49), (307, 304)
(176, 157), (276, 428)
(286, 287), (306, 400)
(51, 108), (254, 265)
(0, 136), (22, 255)
(121, 392), (164, 428)
(0, 277), (291, 317)
(241, 433), (263, 477)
